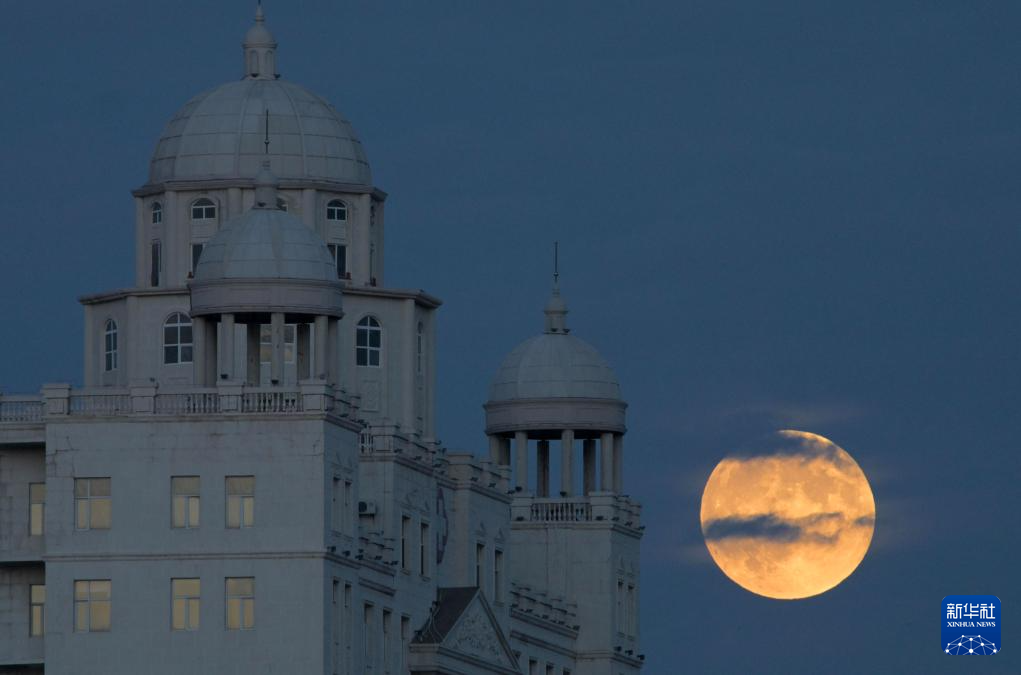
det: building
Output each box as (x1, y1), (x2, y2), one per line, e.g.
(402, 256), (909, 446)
(0, 7), (643, 674)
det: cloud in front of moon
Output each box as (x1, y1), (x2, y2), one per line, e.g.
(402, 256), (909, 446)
(700, 430), (875, 600)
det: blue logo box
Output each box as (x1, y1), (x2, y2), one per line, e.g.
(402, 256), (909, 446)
(942, 595), (1000, 655)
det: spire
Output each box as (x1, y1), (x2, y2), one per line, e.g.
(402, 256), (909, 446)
(243, 2), (278, 79)
(544, 242), (569, 334)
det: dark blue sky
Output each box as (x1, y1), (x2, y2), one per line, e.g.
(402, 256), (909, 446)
(2, 1), (1019, 671)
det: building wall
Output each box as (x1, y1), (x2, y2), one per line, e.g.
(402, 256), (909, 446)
(0, 447), (45, 562)
(0, 564), (45, 667)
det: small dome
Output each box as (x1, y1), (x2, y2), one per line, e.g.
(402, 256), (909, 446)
(194, 208), (335, 282)
(148, 79), (371, 185)
(488, 333), (622, 402)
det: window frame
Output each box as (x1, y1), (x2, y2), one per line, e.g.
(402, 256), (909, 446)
(355, 316), (382, 367)
(225, 577), (255, 631)
(151, 201), (163, 225)
(29, 482), (45, 537)
(163, 312), (193, 365)
(171, 578), (201, 632)
(190, 197), (217, 221)
(74, 579), (111, 633)
(150, 239), (162, 287)
(171, 476), (200, 529)
(104, 319), (118, 372)
(326, 199), (348, 223)
(30, 584), (45, 637)
(74, 477), (111, 530)
(225, 476), (255, 529)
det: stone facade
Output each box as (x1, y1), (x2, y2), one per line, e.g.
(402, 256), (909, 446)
(0, 8), (642, 675)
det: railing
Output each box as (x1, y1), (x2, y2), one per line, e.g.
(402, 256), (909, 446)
(154, 390), (220, 415)
(69, 391), (131, 416)
(529, 499), (593, 523)
(239, 390), (302, 413)
(0, 396), (44, 423)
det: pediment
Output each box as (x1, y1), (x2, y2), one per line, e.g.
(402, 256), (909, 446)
(413, 587), (519, 672)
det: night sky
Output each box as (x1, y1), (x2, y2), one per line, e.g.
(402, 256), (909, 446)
(2, 2), (1019, 672)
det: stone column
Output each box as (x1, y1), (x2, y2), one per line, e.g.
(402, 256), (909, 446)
(246, 322), (260, 385)
(583, 439), (596, 495)
(327, 318), (340, 385)
(219, 313), (235, 381)
(601, 431), (614, 492)
(270, 312), (285, 384)
(613, 434), (624, 493)
(488, 435), (502, 464)
(314, 315), (328, 380)
(192, 316), (207, 385)
(560, 429), (575, 497)
(515, 431), (529, 492)
(537, 441), (550, 498)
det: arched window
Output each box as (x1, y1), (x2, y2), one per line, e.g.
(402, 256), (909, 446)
(151, 202), (162, 225)
(191, 198), (216, 221)
(104, 319), (118, 372)
(356, 316), (381, 367)
(163, 313), (193, 365)
(416, 322), (424, 374)
(326, 200), (347, 222)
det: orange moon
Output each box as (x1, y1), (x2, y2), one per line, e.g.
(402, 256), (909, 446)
(700, 430), (875, 599)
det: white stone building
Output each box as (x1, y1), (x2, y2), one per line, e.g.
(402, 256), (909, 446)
(0, 8), (643, 674)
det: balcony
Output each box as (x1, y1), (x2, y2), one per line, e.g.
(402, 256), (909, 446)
(511, 493), (643, 531)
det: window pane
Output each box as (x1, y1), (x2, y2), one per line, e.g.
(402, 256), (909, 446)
(164, 326), (177, 344)
(175, 578), (200, 596)
(31, 606), (43, 636)
(90, 498), (111, 529)
(227, 497), (241, 528)
(227, 477), (254, 495)
(356, 330), (367, 347)
(91, 601), (110, 631)
(30, 483), (45, 501)
(76, 501), (89, 529)
(369, 331), (380, 348)
(91, 581), (111, 600)
(180, 326), (192, 344)
(74, 581), (88, 601)
(172, 598), (186, 630)
(180, 346), (193, 363)
(30, 504), (44, 536)
(172, 476), (199, 494)
(75, 602), (89, 631)
(188, 496), (200, 527)
(90, 478), (111, 497)
(75, 479), (89, 498)
(242, 496), (254, 527)
(31, 585), (45, 603)
(189, 598), (200, 629)
(164, 346), (177, 364)
(369, 351), (380, 367)
(227, 598), (240, 629)
(227, 578), (253, 596)
(172, 497), (186, 528)
(243, 599), (254, 629)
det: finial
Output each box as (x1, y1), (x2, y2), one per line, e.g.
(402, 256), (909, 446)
(243, 2), (278, 79)
(544, 242), (569, 334)
(255, 1), (264, 23)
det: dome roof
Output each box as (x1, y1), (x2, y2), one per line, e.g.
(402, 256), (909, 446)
(194, 205), (335, 283)
(148, 78), (371, 186)
(488, 332), (622, 402)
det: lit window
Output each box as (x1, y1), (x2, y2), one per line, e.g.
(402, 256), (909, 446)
(259, 324), (296, 367)
(226, 476), (254, 528)
(416, 322), (424, 374)
(172, 578), (200, 631)
(171, 476), (200, 529)
(74, 580), (111, 632)
(356, 316), (381, 367)
(151, 202), (162, 225)
(29, 483), (45, 537)
(30, 584), (45, 637)
(225, 577), (254, 630)
(326, 199), (347, 222)
(419, 522), (429, 577)
(327, 243), (347, 279)
(191, 198), (216, 220)
(150, 239), (162, 287)
(74, 478), (111, 530)
(104, 319), (118, 372)
(163, 313), (193, 365)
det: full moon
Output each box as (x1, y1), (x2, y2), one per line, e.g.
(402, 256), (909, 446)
(700, 430), (875, 599)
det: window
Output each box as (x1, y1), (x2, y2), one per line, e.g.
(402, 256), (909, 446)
(326, 199), (347, 222)
(150, 239), (162, 287)
(401, 516), (411, 571)
(163, 313), (193, 365)
(30, 584), (45, 637)
(75, 478), (111, 530)
(74, 580), (111, 632)
(172, 578), (200, 631)
(226, 476), (254, 528)
(419, 522), (429, 577)
(151, 202), (162, 225)
(400, 616), (410, 673)
(29, 483), (45, 536)
(171, 476), (200, 529)
(191, 243), (204, 274)
(382, 610), (393, 674)
(529, 659), (539, 675)
(616, 579), (624, 634)
(627, 583), (636, 637)
(327, 243), (347, 279)
(191, 198), (216, 220)
(356, 316), (381, 367)
(225, 577), (254, 630)
(475, 543), (485, 589)
(494, 549), (504, 603)
(363, 604), (374, 667)
(259, 324), (296, 367)
(416, 322), (424, 374)
(104, 319), (118, 371)
(546, 665), (555, 675)
(332, 477), (343, 533)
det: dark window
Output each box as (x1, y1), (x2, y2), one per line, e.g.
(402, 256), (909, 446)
(151, 202), (162, 225)
(191, 198), (216, 220)
(327, 244), (347, 278)
(326, 200), (347, 222)
(163, 313), (193, 365)
(191, 243), (204, 273)
(104, 319), (118, 371)
(356, 316), (381, 367)
(150, 240), (161, 287)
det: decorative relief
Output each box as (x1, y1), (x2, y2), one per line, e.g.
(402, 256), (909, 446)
(448, 602), (506, 664)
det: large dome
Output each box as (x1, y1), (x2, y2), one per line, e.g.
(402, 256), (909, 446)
(148, 78), (371, 186)
(488, 333), (622, 402)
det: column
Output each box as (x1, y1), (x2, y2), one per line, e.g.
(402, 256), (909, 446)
(515, 431), (528, 492)
(613, 434), (624, 493)
(488, 435), (502, 464)
(583, 439), (596, 495)
(192, 316), (207, 385)
(270, 312), (285, 384)
(600, 431), (614, 492)
(537, 441), (550, 498)
(219, 313), (235, 381)
(297, 323), (311, 380)
(314, 315), (328, 380)
(560, 429), (575, 497)
(327, 318), (340, 385)
(246, 322), (260, 385)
